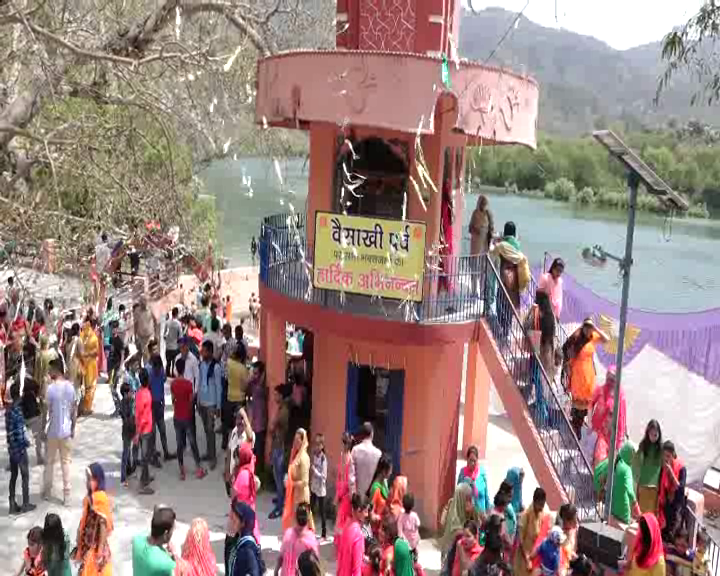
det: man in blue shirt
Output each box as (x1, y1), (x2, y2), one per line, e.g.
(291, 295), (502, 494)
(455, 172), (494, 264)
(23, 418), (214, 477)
(198, 340), (222, 469)
(148, 341), (176, 465)
(5, 382), (36, 514)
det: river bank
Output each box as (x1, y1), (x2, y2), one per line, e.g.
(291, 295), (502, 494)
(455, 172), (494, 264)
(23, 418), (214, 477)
(475, 181), (712, 218)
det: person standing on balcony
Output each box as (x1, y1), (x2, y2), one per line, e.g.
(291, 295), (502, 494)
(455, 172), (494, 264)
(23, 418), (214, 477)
(489, 222), (530, 341)
(562, 318), (609, 440)
(439, 181), (456, 298)
(468, 194), (494, 299)
(538, 258), (565, 319)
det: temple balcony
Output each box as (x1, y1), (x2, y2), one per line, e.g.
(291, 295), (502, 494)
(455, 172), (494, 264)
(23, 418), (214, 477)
(258, 212), (484, 325)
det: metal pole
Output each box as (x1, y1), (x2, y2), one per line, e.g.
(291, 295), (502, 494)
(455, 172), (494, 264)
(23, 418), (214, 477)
(604, 171), (640, 521)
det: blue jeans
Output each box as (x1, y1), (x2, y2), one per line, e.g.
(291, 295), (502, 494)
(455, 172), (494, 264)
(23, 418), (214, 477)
(271, 447), (285, 512)
(121, 437), (132, 483)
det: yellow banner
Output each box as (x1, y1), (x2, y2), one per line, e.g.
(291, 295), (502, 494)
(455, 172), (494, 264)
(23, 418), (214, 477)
(313, 212), (426, 302)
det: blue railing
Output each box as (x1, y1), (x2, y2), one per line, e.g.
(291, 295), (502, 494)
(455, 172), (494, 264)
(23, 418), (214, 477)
(259, 214), (487, 324)
(484, 257), (600, 522)
(260, 213), (598, 519)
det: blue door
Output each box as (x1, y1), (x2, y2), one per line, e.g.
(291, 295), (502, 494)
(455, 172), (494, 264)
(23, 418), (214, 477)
(345, 364), (405, 473)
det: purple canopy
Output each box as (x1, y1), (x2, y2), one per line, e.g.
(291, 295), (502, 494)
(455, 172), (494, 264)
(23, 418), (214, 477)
(552, 271), (720, 385)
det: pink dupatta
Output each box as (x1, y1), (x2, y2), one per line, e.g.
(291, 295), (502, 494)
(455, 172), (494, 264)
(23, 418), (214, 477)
(280, 527), (318, 576)
(591, 366), (626, 453)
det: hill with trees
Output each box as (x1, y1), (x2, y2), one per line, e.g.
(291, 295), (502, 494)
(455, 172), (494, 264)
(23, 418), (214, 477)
(459, 8), (720, 136)
(470, 124), (718, 218)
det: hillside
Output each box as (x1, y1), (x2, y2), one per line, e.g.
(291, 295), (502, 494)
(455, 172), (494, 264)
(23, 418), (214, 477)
(459, 8), (720, 136)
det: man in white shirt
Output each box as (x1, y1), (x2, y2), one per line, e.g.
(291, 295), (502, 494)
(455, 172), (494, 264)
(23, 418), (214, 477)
(178, 336), (200, 443)
(350, 421), (382, 496)
(224, 406), (255, 495)
(95, 232), (112, 274)
(43, 357), (77, 505)
(202, 317), (225, 361)
(164, 307), (182, 377)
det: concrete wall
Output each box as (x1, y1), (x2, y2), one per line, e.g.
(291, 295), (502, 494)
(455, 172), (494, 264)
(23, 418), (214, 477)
(310, 331), (465, 529)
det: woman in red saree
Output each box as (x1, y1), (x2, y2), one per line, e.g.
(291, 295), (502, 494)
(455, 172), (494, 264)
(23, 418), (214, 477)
(590, 366), (627, 465)
(447, 520), (483, 576)
(335, 433), (354, 547)
(176, 518), (217, 576)
(75, 463), (113, 576)
(232, 443), (261, 543)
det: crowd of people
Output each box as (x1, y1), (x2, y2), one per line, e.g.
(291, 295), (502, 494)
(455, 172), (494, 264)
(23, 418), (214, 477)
(2, 202), (714, 576)
(470, 196), (712, 576)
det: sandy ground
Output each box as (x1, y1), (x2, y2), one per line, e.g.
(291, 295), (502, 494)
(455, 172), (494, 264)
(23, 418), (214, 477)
(0, 377), (534, 575)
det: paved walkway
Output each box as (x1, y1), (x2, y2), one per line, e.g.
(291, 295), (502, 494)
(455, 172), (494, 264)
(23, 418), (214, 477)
(0, 380), (534, 574)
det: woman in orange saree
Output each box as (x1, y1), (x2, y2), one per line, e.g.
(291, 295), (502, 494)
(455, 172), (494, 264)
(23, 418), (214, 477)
(79, 317), (99, 415)
(282, 428), (314, 533)
(75, 463), (113, 576)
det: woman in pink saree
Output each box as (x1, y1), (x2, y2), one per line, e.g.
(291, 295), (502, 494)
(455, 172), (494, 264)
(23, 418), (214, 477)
(335, 433), (354, 546)
(591, 366), (627, 465)
(232, 442), (261, 543)
(337, 493), (367, 576)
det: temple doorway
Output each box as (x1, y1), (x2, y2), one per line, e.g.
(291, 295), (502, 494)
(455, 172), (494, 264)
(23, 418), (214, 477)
(335, 136), (409, 220)
(346, 363), (405, 472)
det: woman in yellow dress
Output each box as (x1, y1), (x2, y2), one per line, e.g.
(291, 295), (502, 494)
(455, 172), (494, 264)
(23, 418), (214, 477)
(513, 488), (552, 576)
(75, 463), (113, 575)
(625, 513), (666, 576)
(282, 428), (315, 533)
(79, 317), (99, 415)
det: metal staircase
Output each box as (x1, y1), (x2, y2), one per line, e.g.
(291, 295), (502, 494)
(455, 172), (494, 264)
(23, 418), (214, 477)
(481, 255), (599, 522)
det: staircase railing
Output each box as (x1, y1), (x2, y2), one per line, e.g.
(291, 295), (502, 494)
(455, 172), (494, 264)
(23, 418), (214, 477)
(483, 255), (600, 522)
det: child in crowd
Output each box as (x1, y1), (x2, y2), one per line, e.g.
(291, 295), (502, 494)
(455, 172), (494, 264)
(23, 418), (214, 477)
(694, 529), (710, 576)
(16, 526), (43, 576)
(310, 433), (328, 539)
(119, 381), (136, 487)
(362, 543), (383, 576)
(533, 526), (565, 576)
(361, 501), (375, 550)
(398, 493), (421, 561)
(665, 527), (707, 576)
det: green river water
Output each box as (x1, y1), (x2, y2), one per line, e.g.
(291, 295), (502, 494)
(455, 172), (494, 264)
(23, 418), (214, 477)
(202, 157), (720, 313)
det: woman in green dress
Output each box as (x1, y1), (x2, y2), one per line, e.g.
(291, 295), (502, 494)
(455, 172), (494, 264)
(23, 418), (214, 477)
(632, 419), (663, 514)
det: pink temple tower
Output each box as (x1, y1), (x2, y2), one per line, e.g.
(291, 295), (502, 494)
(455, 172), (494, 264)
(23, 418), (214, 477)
(255, 0), (543, 527)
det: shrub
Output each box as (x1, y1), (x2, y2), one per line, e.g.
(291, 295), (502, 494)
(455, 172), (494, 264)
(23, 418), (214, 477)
(575, 186), (595, 204)
(688, 202), (710, 219)
(551, 177), (576, 201)
(637, 194), (663, 213)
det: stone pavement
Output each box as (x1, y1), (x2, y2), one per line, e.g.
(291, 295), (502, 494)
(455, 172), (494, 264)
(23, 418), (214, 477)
(0, 380), (534, 574)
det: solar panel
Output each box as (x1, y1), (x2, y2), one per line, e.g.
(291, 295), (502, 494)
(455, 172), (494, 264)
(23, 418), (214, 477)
(593, 130), (689, 211)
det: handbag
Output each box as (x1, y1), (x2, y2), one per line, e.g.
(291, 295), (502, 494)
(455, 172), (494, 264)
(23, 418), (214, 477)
(524, 306), (542, 354)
